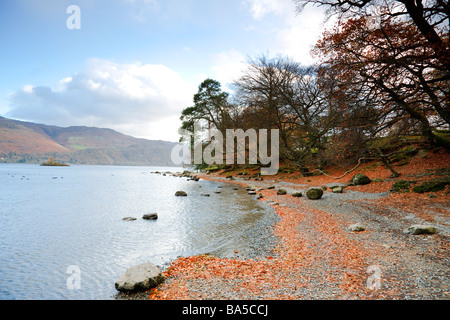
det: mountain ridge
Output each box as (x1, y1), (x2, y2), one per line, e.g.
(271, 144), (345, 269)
(0, 116), (179, 166)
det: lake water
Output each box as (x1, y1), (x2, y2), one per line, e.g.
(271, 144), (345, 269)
(0, 164), (276, 300)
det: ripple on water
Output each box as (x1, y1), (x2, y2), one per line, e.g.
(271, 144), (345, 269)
(0, 165), (277, 299)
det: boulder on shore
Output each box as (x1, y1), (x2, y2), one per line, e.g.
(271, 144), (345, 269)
(115, 262), (165, 292)
(331, 186), (344, 193)
(306, 188), (323, 200)
(352, 173), (372, 186)
(404, 225), (438, 235)
(175, 191), (187, 196)
(349, 223), (366, 232)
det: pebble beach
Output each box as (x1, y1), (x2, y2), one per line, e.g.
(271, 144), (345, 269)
(118, 149), (449, 300)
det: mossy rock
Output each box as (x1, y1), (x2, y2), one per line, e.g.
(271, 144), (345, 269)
(291, 192), (303, 197)
(404, 225), (438, 235)
(391, 180), (415, 193)
(412, 177), (450, 193)
(277, 189), (287, 195)
(306, 188), (323, 200)
(351, 173), (371, 186)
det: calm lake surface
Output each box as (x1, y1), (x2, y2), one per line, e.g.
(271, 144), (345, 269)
(0, 164), (275, 300)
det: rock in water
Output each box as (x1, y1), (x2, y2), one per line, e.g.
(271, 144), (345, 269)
(352, 173), (372, 186)
(175, 191), (187, 196)
(404, 225), (438, 235)
(306, 188), (323, 200)
(115, 262), (165, 292)
(122, 217), (137, 221)
(142, 213), (158, 220)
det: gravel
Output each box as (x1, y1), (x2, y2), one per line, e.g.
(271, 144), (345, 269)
(117, 175), (450, 300)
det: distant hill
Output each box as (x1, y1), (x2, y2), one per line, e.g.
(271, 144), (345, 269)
(0, 116), (179, 166)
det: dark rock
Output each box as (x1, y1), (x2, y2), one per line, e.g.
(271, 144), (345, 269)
(142, 213), (158, 220)
(306, 188), (323, 200)
(277, 189), (287, 195)
(291, 192), (303, 197)
(175, 191), (187, 196)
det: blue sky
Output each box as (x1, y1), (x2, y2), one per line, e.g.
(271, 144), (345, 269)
(0, 0), (328, 142)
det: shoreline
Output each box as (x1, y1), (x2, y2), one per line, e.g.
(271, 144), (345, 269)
(119, 149), (449, 300)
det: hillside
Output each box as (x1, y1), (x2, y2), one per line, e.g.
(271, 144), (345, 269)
(0, 117), (178, 166)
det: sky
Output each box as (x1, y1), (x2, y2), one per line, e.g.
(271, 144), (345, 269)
(0, 0), (330, 142)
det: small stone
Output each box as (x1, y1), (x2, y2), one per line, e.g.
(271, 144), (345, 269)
(277, 189), (287, 195)
(331, 186), (344, 193)
(349, 223), (366, 232)
(175, 191), (187, 196)
(142, 213), (158, 220)
(122, 217), (137, 221)
(291, 192), (302, 197)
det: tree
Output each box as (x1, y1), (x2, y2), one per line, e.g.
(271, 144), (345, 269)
(233, 55), (339, 170)
(295, 0), (449, 65)
(179, 79), (238, 167)
(315, 13), (449, 146)
(296, 0), (450, 129)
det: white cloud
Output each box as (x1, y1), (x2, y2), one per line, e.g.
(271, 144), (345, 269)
(275, 6), (330, 64)
(245, 0), (329, 65)
(210, 49), (247, 90)
(245, 0), (292, 20)
(124, 0), (161, 22)
(7, 58), (193, 141)
(22, 85), (34, 93)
